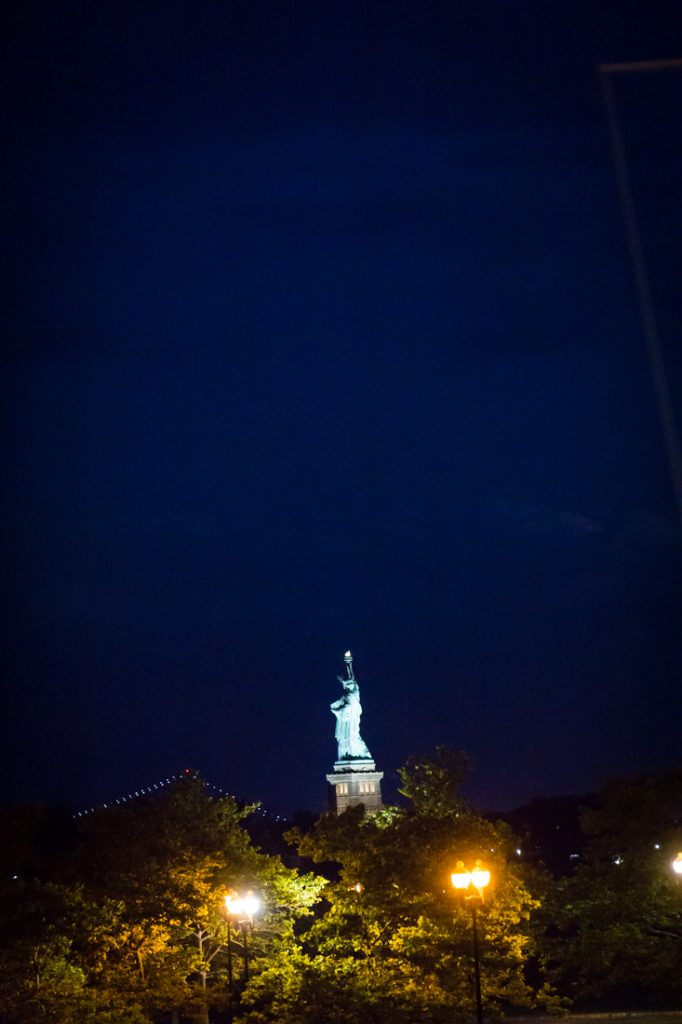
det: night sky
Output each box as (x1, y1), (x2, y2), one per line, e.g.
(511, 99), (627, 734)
(3, 1), (681, 816)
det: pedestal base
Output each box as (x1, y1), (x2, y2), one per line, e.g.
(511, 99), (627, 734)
(326, 760), (384, 815)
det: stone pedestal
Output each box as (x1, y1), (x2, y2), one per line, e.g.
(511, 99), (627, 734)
(326, 759), (384, 815)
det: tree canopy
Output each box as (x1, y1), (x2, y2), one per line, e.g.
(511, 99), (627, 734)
(2, 758), (680, 1022)
(247, 749), (559, 1024)
(539, 770), (682, 1008)
(0, 777), (324, 1023)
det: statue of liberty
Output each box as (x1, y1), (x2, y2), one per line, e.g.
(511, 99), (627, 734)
(330, 651), (372, 761)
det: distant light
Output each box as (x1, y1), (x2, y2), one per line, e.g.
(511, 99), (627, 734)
(673, 852), (682, 876)
(569, 853), (580, 860)
(516, 848), (522, 856)
(654, 843), (660, 850)
(613, 855), (623, 865)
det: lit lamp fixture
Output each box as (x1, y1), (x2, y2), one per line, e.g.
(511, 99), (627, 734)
(224, 891), (260, 985)
(451, 861), (492, 1024)
(451, 861), (491, 895)
(225, 891), (260, 923)
(672, 852), (682, 877)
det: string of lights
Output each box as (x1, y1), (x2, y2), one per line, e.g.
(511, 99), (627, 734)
(73, 769), (286, 822)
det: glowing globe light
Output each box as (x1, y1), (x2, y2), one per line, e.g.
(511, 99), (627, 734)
(471, 863), (491, 891)
(673, 852), (682, 876)
(242, 892), (260, 918)
(225, 893), (242, 915)
(451, 861), (471, 889)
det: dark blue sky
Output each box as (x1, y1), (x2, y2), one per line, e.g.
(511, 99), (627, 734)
(3, 1), (681, 814)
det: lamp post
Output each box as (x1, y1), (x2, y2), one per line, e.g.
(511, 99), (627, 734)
(225, 914), (233, 991)
(451, 861), (491, 1024)
(224, 892), (260, 984)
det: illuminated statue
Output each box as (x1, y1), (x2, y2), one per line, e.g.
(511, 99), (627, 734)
(330, 651), (372, 761)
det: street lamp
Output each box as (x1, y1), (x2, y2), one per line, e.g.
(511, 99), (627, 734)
(672, 852), (682, 877)
(224, 891), (260, 984)
(451, 860), (491, 1024)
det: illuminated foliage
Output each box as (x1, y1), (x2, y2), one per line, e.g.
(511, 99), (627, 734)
(0, 778), (324, 1023)
(9, 761), (678, 1021)
(258, 749), (559, 1024)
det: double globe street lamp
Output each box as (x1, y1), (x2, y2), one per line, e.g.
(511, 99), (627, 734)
(224, 891), (260, 987)
(451, 861), (491, 1024)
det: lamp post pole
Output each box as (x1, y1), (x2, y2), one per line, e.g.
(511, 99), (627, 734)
(470, 903), (483, 1024)
(226, 916), (233, 991)
(451, 861), (491, 1024)
(242, 922), (250, 982)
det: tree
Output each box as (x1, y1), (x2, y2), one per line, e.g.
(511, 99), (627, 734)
(397, 747), (471, 816)
(540, 770), (682, 1008)
(247, 749), (557, 1024)
(0, 777), (325, 1023)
